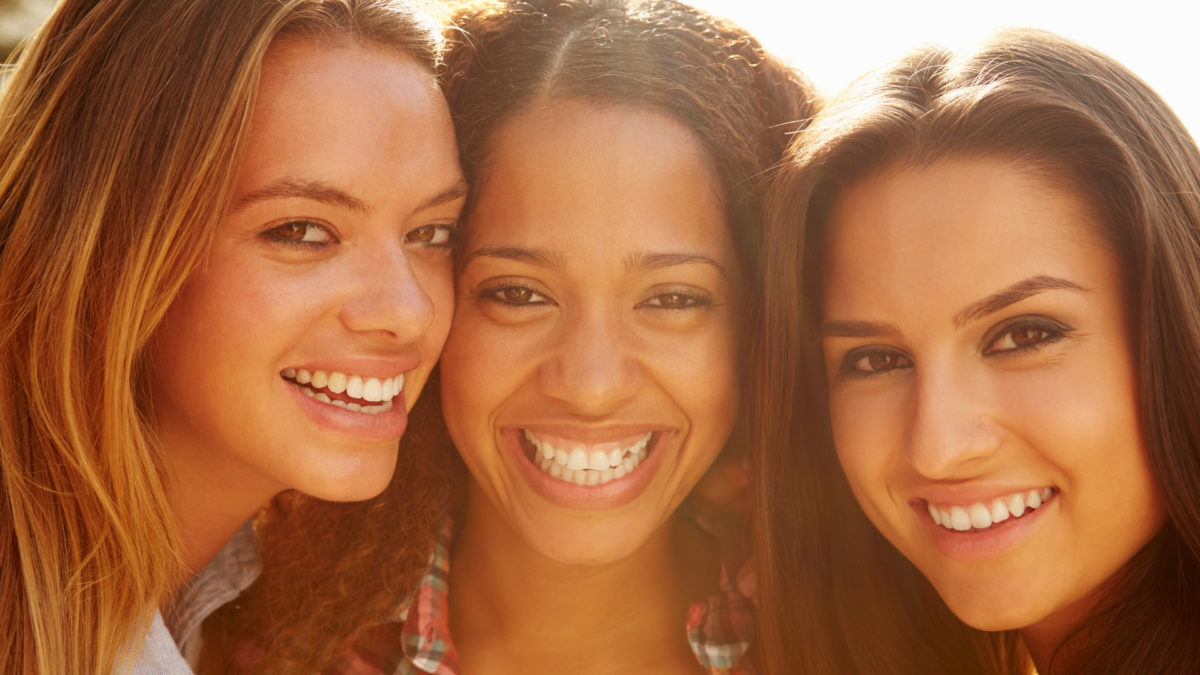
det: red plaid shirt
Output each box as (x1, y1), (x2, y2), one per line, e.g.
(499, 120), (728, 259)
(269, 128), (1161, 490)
(327, 506), (756, 675)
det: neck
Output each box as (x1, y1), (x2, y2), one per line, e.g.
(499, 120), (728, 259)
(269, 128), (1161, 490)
(449, 483), (716, 675)
(163, 442), (277, 579)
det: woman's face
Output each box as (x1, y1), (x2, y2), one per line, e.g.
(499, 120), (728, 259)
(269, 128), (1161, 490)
(149, 36), (464, 506)
(820, 158), (1166, 641)
(440, 101), (741, 564)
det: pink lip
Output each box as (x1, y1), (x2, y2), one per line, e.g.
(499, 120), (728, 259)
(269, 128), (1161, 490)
(504, 427), (673, 510)
(914, 492), (1057, 562)
(285, 379), (409, 442)
(282, 355), (421, 380)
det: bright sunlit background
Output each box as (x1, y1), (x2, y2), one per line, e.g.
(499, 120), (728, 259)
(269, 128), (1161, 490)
(689, 0), (1199, 138)
(2, 0), (1196, 137)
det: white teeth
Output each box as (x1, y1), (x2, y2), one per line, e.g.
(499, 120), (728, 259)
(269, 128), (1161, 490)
(522, 430), (654, 486)
(328, 372), (347, 394)
(928, 488), (1054, 532)
(949, 506), (971, 531)
(990, 500), (1009, 524)
(968, 503), (991, 529)
(284, 368), (406, 409)
(295, 386), (395, 415)
(588, 450), (609, 471)
(311, 370), (328, 389)
(363, 377), (383, 403)
(567, 449), (588, 471)
(1007, 493), (1026, 518)
(1026, 489), (1042, 509)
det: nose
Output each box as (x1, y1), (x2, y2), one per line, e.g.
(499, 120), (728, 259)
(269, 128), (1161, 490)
(904, 362), (1002, 479)
(537, 304), (643, 416)
(338, 245), (436, 342)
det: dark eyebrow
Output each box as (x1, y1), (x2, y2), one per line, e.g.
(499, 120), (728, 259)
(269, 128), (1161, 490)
(235, 179), (370, 215)
(234, 177), (467, 215)
(953, 275), (1089, 328)
(461, 246), (567, 269)
(821, 319), (903, 340)
(625, 252), (730, 279)
(420, 179), (469, 210)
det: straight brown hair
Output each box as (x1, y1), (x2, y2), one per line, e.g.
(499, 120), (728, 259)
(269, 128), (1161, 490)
(754, 28), (1200, 674)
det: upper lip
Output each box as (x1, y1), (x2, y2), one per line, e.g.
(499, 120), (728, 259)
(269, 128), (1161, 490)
(911, 483), (1056, 509)
(515, 424), (671, 444)
(282, 357), (422, 380)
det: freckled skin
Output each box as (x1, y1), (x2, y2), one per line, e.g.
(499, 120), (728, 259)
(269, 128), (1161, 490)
(148, 35), (464, 563)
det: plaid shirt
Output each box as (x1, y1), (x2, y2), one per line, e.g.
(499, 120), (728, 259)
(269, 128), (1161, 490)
(327, 507), (756, 675)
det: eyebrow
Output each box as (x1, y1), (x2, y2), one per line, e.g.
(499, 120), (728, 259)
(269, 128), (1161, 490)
(821, 275), (1088, 339)
(820, 319), (903, 340)
(953, 275), (1088, 327)
(625, 252), (730, 279)
(236, 179), (371, 214)
(234, 178), (468, 216)
(461, 246), (567, 269)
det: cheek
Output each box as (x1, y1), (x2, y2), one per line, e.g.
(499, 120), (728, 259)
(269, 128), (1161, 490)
(828, 389), (897, 511)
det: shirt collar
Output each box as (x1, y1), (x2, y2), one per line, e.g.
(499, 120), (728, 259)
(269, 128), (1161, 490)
(387, 512), (757, 675)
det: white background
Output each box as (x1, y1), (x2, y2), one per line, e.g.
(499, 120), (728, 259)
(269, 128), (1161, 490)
(689, 0), (1198, 138)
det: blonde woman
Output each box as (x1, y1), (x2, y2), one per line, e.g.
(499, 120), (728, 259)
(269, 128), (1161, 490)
(0, 0), (464, 672)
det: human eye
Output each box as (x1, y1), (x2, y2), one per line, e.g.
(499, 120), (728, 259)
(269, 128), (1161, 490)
(839, 346), (913, 377)
(477, 281), (552, 307)
(260, 219), (335, 247)
(404, 223), (458, 249)
(981, 316), (1071, 356)
(637, 289), (713, 311)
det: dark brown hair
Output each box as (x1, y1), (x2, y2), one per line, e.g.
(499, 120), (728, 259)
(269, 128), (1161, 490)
(755, 28), (1200, 674)
(442, 0), (817, 288)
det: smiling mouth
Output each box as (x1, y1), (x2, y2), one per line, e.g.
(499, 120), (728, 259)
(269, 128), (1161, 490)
(519, 430), (653, 486)
(926, 487), (1057, 533)
(282, 367), (404, 415)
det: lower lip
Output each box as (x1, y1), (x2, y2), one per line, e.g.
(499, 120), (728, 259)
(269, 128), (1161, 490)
(505, 428), (670, 510)
(917, 495), (1056, 562)
(285, 380), (409, 442)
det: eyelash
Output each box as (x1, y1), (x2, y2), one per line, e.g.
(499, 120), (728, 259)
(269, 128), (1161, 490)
(262, 219), (333, 247)
(260, 221), (459, 249)
(839, 317), (1071, 377)
(981, 317), (1070, 356)
(637, 290), (713, 311)
(477, 282), (551, 307)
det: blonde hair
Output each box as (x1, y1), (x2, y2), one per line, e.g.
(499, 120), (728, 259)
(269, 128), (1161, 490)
(0, 1), (440, 672)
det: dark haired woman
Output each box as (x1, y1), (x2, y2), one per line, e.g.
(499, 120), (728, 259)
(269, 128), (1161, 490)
(756, 28), (1200, 674)
(230, 1), (815, 673)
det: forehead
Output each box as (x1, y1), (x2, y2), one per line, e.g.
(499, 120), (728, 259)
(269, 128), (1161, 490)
(820, 158), (1118, 318)
(466, 100), (730, 256)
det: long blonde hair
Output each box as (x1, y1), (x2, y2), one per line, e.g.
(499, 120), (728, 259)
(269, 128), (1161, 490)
(0, 1), (440, 672)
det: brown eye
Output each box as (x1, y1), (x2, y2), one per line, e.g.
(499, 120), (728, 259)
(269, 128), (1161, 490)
(844, 348), (912, 376)
(1011, 326), (1048, 347)
(480, 283), (550, 307)
(984, 318), (1068, 355)
(868, 352), (898, 371)
(263, 220), (332, 245)
(405, 224), (454, 246)
(502, 287), (533, 303)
